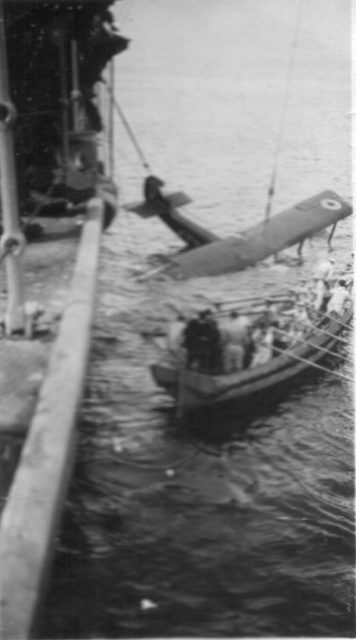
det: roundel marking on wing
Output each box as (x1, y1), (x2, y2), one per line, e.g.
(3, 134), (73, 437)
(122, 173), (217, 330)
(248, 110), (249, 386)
(320, 198), (342, 211)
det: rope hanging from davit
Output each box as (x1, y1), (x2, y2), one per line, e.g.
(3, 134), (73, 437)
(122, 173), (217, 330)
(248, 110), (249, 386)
(264, 0), (304, 222)
(103, 78), (152, 173)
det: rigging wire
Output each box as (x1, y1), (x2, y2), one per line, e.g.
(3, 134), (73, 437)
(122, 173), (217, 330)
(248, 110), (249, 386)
(108, 59), (115, 180)
(117, 0), (137, 29)
(103, 78), (152, 173)
(264, 0), (304, 222)
(115, 0), (130, 26)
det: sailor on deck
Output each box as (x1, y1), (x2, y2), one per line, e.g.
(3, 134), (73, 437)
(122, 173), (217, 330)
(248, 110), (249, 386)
(313, 256), (335, 311)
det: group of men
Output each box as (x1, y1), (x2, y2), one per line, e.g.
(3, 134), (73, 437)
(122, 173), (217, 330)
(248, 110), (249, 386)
(165, 253), (353, 375)
(166, 308), (254, 374)
(311, 255), (352, 314)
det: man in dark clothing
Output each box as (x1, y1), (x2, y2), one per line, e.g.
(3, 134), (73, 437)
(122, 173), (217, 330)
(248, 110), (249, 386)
(184, 309), (222, 372)
(183, 314), (201, 368)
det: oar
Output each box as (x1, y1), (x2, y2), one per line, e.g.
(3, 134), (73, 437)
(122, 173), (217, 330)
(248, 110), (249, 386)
(280, 312), (350, 345)
(295, 299), (353, 331)
(307, 323), (350, 345)
(312, 307), (353, 331)
(217, 296), (293, 315)
(271, 343), (352, 383)
(273, 327), (348, 361)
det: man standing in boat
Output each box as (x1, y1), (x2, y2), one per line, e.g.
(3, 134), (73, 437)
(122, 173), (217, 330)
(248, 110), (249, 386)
(326, 279), (351, 316)
(313, 256), (335, 311)
(183, 309), (221, 373)
(221, 310), (251, 373)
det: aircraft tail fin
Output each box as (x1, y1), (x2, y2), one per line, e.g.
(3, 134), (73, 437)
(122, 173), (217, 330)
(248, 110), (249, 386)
(124, 191), (192, 218)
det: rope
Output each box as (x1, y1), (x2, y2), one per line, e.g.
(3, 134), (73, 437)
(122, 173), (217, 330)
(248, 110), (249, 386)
(103, 79), (152, 172)
(264, 0), (304, 221)
(216, 291), (288, 307)
(116, 0), (136, 28)
(115, 142), (141, 172)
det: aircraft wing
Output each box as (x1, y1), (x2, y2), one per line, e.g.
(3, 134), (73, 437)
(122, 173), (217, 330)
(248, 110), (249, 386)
(164, 190), (352, 279)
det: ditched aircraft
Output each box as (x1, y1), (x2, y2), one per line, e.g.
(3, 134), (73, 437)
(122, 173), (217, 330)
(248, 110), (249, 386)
(125, 175), (352, 279)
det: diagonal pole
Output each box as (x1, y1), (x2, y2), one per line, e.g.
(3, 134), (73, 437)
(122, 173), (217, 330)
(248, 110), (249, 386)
(0, 0), (26, 335)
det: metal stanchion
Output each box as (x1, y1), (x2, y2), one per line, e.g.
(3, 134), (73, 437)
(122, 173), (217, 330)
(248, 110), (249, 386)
(71, 39), (84, 132)
(58, 28), (69, 179)
(0, 0), (26, 335)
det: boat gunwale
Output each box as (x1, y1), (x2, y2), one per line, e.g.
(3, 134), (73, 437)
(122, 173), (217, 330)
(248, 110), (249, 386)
(151, 305), (352, 404)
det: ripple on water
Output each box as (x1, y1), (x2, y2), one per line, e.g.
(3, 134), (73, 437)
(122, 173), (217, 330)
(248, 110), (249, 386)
(40, 0), (354, 636)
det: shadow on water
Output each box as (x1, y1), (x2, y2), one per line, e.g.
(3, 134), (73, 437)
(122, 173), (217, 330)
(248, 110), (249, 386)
(171, 367), (339, 444)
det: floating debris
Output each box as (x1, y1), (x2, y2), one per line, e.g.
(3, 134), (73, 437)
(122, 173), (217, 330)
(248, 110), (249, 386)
(140, 599), (158, 611)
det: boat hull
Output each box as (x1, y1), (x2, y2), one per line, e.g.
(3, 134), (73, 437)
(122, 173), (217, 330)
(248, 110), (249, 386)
(151, 308), (352, 413)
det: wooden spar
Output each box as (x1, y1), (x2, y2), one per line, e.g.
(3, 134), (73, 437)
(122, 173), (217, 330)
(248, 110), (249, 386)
(217, 308), (264, 318)
(0, 0), (26, 334)
(217, 292), (289, 307)
(273, 327), (347, 361)
(307, 323), (350, 345)
(271, 343), (352, 382)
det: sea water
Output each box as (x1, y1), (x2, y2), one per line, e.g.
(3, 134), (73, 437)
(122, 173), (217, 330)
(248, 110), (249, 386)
(39, 1), (354, 637)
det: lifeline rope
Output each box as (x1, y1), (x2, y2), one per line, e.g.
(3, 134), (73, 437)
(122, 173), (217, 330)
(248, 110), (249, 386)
(103, 78), (152, 172)
(264, 0), (304, 222)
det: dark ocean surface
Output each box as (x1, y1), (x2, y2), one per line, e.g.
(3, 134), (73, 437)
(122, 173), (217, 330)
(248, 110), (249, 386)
(40, 1), (354, 637)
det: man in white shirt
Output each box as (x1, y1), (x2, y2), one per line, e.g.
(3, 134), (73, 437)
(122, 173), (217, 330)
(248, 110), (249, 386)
(314, 257), (335, 282)
(313, 256), (335, 310)
(327, 279), (350, 316)
(221, 311), (251, 373)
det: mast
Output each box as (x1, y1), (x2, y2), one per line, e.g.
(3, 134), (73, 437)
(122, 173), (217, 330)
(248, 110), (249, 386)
(0, 0), (26, 335)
